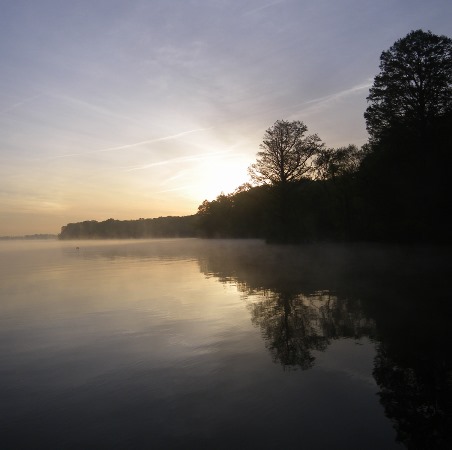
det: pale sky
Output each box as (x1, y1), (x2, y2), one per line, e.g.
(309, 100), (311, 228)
(1, 0), (451, 235)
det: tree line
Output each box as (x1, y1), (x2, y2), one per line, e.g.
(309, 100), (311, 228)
(59, 216), (197, 239)
(197, 30), (452, 243)
(60, 30), (452, 243)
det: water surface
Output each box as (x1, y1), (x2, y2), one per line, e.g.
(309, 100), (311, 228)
(1, 239), (451, 449)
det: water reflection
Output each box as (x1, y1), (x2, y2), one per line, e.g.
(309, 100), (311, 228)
(246, 291), (375, 370)
(1, 239), (451, 449)
(197, 240), (452, 448)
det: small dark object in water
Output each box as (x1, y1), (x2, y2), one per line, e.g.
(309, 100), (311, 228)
(76, 247), (79, 250)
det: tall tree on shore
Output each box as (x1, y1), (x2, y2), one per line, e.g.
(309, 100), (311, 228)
(362, 29), (452, 242)
(247, 120), (324, 242)
(364, 29), (452, 142)
(248, 120), (323, 185)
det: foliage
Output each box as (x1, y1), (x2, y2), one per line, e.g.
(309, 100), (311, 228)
(364, 29), (452, 142)
(314, 144), (364, 181)
(359, 30), (452, 242)
(196, 186), (271, 238)
(248, 120), (324, 185)
(58, 216), (197, 239)
(196, 180), (347, 242)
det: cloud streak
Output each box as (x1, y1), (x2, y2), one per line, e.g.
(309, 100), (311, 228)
(0, 94), (45, 115)
(303, 81), (372, 108)
(125, 150), (228, 172)
(242, 0), (287, 17)
(51, 128), (210, 159)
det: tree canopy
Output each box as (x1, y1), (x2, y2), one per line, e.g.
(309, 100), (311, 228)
(314, 144), (364, 181)
(364, 29), (452, 141)
(248, 120), (323, 185)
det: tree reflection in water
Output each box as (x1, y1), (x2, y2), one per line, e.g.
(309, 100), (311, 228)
(370, 288), (452, 449)
(197, 240), (452, 448)
(246, 290), (375, 370)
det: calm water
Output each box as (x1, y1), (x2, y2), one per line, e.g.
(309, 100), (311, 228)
(1, 239), (451, 449)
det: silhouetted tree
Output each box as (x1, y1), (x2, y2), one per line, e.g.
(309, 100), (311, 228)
(314, 145), (364, 181)
(364, 29), (452, 142)
(196, 194), (234, 237)
(359, 29), (452, 242)
(58, 216), (198, 239)
(248, 120), (323, 185)
(247, 120), (324, 242)
(314, 145), (365, 239)
(196, 186), (272, 238)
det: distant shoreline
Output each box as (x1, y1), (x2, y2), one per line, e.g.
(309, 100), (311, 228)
(0, 234), (58, 240)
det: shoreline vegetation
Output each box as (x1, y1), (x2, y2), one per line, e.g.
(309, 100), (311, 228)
(0, 234), (58, 240)
(58, 216), (197, 240)
(43, 31), (452, 244)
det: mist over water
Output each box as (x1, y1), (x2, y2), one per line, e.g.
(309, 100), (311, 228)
(1, 239), (450, 449)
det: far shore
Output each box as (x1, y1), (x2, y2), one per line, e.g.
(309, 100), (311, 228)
(0, 234), (58, 240)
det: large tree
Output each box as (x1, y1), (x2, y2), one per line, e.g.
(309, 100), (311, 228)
(248, 119), (323, 185)
(360, 30), (452, 243)
(364, 29), (452, 141)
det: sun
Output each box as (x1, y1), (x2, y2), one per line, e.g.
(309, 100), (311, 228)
(188, 154), (251, 201)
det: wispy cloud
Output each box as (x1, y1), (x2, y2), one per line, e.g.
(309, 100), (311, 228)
(283, 80), (372, 123)
(125, 150), (228, 172)
(242, 0), (287, 17)
(50, 93), (141, 125)
(159, 172), (186, 186)
(156, 186), (191, 194)
(51, 128), (209, 159)
(0, 94), (45, 115)
(303, 80), (372, 108)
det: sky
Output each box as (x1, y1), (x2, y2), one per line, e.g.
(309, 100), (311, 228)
(1, 0), (451, 235)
